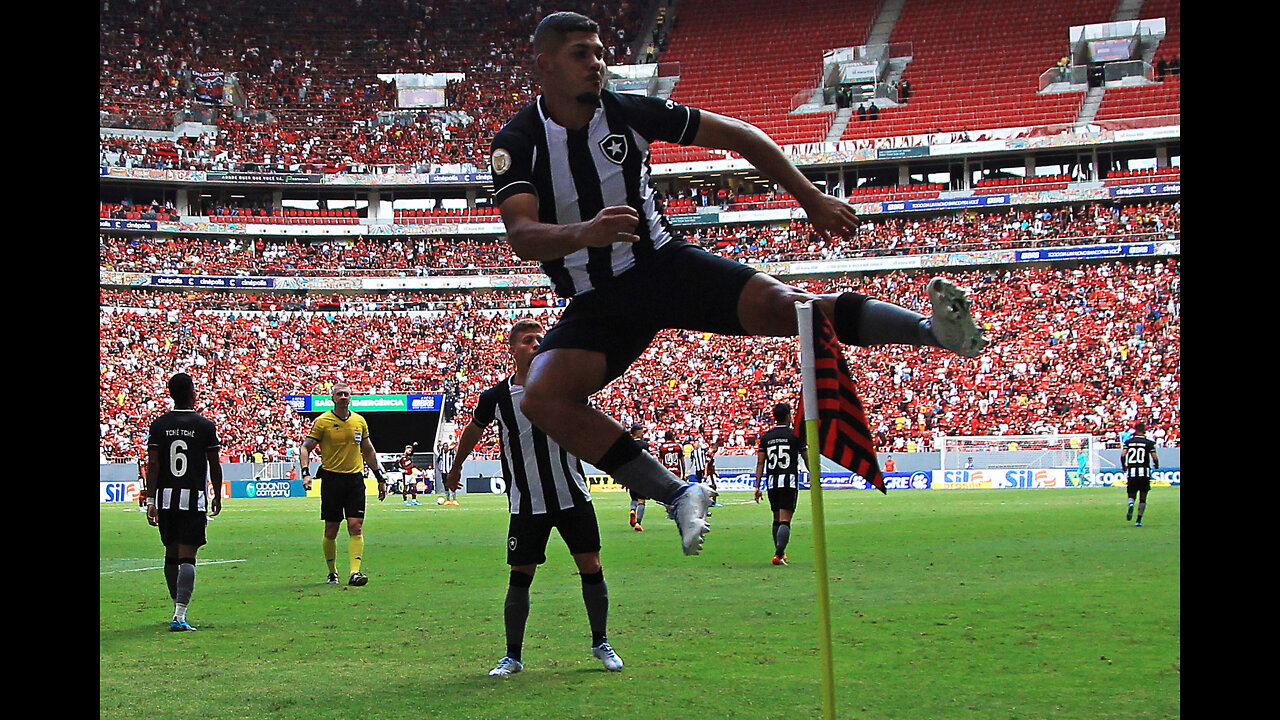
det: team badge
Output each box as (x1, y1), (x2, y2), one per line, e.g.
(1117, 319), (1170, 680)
(599, 133), (627, 164)
(508, 537), (518, 551)
(491, 148), (512, 175)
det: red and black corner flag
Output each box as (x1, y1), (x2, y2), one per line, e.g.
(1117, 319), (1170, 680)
(794, 305), (886, 493)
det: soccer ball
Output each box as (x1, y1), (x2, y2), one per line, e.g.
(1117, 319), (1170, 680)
(436, 497), (445, 505)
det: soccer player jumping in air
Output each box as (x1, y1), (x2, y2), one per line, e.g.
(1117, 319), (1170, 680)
(489, 12), (988, 557)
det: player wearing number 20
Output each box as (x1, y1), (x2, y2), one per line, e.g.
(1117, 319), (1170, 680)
(1122, 421), (1159, 527)
(145, 372), (223, 631)
(754, 402), (806, 566)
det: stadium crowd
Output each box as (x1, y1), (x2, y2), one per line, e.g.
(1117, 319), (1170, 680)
(99, 200), (1179, 276)
(99, 0), (644, 172)
(100, 258), (1180, 466)
(100, 233), (534, 276)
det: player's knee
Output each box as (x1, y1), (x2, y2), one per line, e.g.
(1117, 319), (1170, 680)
(574, 553), (602, 576)
(518, 385), (558, 428)
(739, 276), (811, 336)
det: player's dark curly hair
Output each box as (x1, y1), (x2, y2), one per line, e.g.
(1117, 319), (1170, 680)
(168, 372), (196, 406)
(532, 11), (598, 55)
(772, 402), (792, 424)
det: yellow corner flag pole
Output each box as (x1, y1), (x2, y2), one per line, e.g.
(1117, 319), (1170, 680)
(796, 300), (836, 720)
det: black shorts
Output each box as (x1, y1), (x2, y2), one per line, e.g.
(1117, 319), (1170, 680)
(1126, 478), (1152, 496)
(320, 470), (368, 522)
(629, 490), (647, 502)
(506, 502), (602, 567)
(767, 487), (799, 513)
(157, 509), (208, 548)
(536, 240), (760, 383)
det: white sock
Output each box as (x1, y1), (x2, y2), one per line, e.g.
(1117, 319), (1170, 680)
(173, 603), (188, 622)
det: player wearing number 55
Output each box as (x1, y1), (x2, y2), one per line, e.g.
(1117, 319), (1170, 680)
(446, 319), (623, 677)
(144, 372), (223, 632)
(754, 403), (806, 567)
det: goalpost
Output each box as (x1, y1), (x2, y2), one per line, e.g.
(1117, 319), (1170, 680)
(938, 434), (1101, 487)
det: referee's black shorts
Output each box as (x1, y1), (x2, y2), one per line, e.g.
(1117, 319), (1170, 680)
(506, 502), (601, 567)
(536, 240), (760, 383)
(319, 470), (368, 522)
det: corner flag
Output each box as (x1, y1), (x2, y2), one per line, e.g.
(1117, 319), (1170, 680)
(794, 302), (886, 494)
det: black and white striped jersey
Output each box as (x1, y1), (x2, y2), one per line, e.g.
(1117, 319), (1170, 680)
(146, 409), (221, 512)
(472, 376), (591, 515)
(758, 425), (804, 490)
(490, 90), (702, 298)
(1121, 434), (1158, 480)
(688, 446), (709, 475)
(434, 446), (454, 477)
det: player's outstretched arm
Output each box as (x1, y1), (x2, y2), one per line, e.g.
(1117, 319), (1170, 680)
(691, 110), (860, 241)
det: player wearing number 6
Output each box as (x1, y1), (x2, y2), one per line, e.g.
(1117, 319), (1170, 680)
(754, 403), (806, 566)
(144, 372), (223, 631)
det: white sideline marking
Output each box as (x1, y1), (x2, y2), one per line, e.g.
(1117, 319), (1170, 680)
(101, 559), (248, 575)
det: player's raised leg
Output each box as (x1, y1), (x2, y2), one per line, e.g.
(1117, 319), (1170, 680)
(521, 348), (710, 556)
(734, 272), (988, 356)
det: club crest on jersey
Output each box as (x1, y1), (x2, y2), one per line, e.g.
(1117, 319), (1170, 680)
(599, 134), (627, 164)
(491, 148), (512, 175)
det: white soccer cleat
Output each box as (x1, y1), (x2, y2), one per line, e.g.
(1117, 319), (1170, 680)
(925, 277), (989, 358)
(666, 482), (712, 556)
(488, 656), (524, 676)
(591, 642), (624, 671)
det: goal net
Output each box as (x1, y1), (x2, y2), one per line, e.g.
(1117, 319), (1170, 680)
(938, 434), (1100, 487)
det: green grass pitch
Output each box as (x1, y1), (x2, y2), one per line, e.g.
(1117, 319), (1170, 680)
(100, 488), (1179, 719)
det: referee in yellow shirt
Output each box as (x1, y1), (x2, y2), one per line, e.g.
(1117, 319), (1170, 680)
(300, 382), (387, 586)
